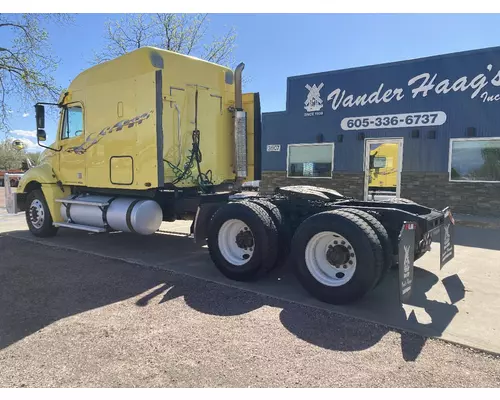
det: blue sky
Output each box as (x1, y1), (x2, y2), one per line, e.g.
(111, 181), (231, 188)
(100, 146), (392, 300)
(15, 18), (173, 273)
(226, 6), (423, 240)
(5, 13), (500, 150)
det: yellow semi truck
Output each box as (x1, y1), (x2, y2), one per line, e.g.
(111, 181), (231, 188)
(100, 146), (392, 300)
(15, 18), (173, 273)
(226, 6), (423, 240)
(369, 143), (398, 192)
(15, 47), (454, 304)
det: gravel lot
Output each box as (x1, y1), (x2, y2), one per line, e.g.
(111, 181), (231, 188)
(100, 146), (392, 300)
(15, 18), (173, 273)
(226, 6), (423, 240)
(1, 235), (499, 388)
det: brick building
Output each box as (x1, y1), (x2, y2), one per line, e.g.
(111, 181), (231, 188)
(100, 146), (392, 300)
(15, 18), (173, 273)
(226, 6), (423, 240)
(260, 46), (500, 216)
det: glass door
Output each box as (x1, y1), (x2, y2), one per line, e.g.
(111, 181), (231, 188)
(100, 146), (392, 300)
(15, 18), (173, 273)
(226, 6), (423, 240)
(363, 138), (403, 201)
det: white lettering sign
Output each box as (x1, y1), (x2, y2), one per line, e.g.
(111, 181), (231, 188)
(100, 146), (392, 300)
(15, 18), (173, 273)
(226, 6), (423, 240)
(327, 84), (405, 111)
(315, 64), (500, 114)
(266, 144), (281, 152)
(341, 111), (447, 131)
(480, 92), (500, 103)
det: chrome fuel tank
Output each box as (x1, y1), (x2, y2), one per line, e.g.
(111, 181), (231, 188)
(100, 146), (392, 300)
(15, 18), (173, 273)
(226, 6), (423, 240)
(60, 194), (162, 235)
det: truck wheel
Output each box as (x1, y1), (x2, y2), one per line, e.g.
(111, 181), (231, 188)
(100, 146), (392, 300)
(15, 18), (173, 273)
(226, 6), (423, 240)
(336, 208), (393, 285)
(25, 189), (58, 238)
(291, 210), (383, 304)
(207, 201), (279, 281)
(245, 198), (291, 269)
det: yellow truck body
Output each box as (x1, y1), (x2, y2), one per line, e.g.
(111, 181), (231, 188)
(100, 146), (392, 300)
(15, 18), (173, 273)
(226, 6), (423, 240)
(368, 143), (398, 191)
(18, 47), (258, 199)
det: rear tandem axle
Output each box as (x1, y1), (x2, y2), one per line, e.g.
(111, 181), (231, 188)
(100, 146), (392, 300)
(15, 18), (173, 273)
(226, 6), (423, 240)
(194, 185), (455, 305)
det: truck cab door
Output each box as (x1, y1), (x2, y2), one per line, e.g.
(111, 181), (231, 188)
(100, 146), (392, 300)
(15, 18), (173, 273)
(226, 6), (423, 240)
(58, 103), (87, 186)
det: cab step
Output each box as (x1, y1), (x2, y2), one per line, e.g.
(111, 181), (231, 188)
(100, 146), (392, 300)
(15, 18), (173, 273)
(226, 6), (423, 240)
(53, 222), (107, 233)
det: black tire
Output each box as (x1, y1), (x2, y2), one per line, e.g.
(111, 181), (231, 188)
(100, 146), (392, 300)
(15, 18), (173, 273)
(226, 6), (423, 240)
(207, 201), (279, 282)
(245, 198), (291, 269)
(25, 189), (58, 238)
(291, 210), (384, 305)
(338, 208), (393, 285)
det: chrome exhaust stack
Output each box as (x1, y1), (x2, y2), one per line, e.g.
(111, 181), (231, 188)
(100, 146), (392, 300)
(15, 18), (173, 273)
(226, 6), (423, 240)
(234, 63), (245, 110)
(233, 62), (247, 180)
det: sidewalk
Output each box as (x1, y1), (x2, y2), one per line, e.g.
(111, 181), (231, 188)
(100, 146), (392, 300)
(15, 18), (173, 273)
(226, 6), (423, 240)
(453, 213), (500, 229)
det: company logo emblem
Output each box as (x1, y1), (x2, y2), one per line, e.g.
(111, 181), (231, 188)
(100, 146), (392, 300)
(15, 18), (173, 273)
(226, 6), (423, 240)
(403, 244), (411, 276)
(444, 224), (450, 244)
(304, 83), (324, 116)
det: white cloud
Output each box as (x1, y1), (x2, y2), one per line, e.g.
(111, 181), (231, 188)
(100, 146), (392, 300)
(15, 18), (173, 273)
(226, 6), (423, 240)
(22, 113), (30, 118)
(10, 129), (36, 138)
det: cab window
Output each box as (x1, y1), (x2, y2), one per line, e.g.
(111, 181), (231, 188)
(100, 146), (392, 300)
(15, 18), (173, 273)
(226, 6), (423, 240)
(61, 106), (83, 140)
(373, 157), (387, 168)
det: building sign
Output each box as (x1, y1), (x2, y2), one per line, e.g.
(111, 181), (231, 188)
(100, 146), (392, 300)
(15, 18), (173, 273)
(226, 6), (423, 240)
(304, 64), (500, 124)
(341, 111), (447, 131)
(266, 144), (281, 152)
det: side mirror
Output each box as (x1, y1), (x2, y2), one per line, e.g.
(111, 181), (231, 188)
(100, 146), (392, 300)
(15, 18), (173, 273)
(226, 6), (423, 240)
(35, 104), (45, 130)
(37, 129), (47, 142)
(369, 155), (375, 169)
(33, 102), (62, 152)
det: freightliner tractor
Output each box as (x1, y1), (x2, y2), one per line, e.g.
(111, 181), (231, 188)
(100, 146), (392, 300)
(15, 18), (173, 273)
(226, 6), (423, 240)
(13, 47), (455, 305)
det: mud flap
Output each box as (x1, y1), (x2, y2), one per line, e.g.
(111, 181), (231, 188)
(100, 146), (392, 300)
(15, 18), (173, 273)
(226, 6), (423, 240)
(439, 207), (455, 270)
(193, 202), (223, 244)
(398, 221), (416, 304)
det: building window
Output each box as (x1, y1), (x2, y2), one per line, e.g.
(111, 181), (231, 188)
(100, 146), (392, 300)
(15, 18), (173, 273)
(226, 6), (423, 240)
(449, 138), (500, 182)
(287, 143), (334, 178)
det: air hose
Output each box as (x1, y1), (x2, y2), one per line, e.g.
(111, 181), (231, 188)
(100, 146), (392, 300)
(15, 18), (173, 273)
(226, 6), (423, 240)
(164, 129), (213, 193)
(164, 87), (214, 193)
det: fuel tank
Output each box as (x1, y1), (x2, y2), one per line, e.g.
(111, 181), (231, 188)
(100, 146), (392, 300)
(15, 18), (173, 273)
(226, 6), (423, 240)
(60, 194), (162, 235)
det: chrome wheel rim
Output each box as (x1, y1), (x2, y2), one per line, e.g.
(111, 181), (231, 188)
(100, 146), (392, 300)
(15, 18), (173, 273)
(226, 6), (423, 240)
(29, 199), (45, 229)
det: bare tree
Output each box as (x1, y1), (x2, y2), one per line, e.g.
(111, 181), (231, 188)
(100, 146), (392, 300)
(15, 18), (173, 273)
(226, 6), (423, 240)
(0, 137), (28, 170)
(0, 14), (71, 132)
(93, 14), (237, 67)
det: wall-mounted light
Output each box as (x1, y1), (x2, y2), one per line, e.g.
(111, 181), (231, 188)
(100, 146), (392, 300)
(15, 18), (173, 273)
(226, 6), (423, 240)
(411, 129), (420, 138)
(337, 134), (344, 143)
(316, 133), (324, 143)
(427, 130), (436, 139)
(466, 127), (477, 137)
(357, 132), (365, 141)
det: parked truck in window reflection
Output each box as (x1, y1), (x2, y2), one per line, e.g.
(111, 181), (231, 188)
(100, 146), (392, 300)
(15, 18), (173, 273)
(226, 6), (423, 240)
(12, 47), (455, 305)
